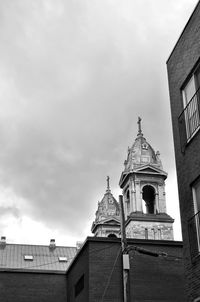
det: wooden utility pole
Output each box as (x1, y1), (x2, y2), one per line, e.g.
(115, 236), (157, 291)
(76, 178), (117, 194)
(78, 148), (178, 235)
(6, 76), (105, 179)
(119, 195), (129, 302)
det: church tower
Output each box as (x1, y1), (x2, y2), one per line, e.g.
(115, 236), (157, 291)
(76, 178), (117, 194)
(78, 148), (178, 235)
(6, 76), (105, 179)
(91, 177), (120, 238)
(119, 117), (174, 240)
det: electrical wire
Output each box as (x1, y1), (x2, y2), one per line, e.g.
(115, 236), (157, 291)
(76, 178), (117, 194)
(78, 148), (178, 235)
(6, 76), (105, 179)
(89, 243), (117, 254)
(17, 256), (76, 270)
(100, 247), (121, 302)
(127, 245), (183, 260)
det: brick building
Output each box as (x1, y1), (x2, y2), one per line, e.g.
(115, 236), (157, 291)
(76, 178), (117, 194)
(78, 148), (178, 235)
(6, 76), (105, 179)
(0, 237), (77, 302)
(0, 236), (185, 301)
(167, 1), (200, 300)
(67, 237), (185, 302)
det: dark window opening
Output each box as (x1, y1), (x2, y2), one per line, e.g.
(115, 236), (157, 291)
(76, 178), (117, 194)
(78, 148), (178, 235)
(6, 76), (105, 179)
(142, 185), (155, 214)
(144, 228), (148, 239)
(126, 189), (130, 213)
(75, 274), (84, 297)
(108, 234), (117, 238)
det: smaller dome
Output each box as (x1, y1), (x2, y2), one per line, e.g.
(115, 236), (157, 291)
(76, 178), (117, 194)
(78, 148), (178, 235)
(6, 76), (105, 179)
(95, 192), (120, 222)
(94, 177), (120, 223)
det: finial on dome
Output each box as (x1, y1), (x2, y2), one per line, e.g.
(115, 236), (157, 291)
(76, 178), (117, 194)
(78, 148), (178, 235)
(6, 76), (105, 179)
(137, 116), (143, 137)
(106, 176), (111, 192)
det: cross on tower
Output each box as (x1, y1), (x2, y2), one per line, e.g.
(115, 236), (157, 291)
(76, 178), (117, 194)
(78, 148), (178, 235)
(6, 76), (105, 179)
(137, 116), (143, 136)
(106, 176), (110, 192)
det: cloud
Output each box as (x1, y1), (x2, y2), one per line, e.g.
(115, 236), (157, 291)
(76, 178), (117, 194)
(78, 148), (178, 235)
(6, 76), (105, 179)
(0, 0), (197, 244)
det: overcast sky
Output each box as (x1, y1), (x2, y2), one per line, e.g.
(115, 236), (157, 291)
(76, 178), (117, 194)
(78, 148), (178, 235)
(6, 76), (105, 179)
(0, 0), (197, 246)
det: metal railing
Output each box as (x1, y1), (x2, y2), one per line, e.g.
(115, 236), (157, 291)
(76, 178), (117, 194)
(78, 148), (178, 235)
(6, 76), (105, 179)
(188, 210), (200, 259)
(178, 88), (200, 151)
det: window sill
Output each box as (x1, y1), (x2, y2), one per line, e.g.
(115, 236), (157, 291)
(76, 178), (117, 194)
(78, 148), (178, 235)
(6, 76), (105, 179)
(182, 125), (200, 153)
(187, 125), (200, 144)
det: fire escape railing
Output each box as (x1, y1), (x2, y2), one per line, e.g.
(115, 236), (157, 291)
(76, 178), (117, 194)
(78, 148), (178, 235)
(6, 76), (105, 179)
(178, 88), (200, 151)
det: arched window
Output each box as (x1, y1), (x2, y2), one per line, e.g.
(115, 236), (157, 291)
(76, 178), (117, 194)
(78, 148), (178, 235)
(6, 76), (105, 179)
(108, 234), (117, 238)
(144, 228), (148, 239)
(126, 190), (130, 214)
(142, 185), (155, 214)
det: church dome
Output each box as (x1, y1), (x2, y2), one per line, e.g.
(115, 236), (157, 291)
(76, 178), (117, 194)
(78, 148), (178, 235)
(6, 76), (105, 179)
(95, 192), (119, 222)
(94, 177), (120, 223)
(91, 176), (120, 238)
(124, 118), (163, 172)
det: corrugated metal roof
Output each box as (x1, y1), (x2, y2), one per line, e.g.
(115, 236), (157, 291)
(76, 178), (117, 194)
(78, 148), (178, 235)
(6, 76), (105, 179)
(0, 243), (77, 273)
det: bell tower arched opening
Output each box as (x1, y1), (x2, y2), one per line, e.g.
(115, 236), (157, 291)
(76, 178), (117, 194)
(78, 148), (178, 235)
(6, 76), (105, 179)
(142, 185), (155, 214)
(108, 234), (117, 238)
(126, 189), (130, 214)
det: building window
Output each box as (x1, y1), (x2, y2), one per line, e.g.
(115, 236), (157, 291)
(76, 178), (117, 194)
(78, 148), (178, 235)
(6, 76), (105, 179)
(58, 256), (68, 262)
(157, 228), (162, 240)
(126, 190), (130, 214)
(24, 255), (33, 261)
(188, 178), (200, 259)
(75, 274), (84, 297)
(144, 228), (148, 239)
(108, 233), (117, 238)
(142, 185), (155, 214)
(179, 63), (200, 149)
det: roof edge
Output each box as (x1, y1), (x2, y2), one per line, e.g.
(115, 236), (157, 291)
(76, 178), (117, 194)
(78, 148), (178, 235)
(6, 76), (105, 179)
(66, 236), (183, 275)
(0, 267), (66, 274)
(167, 0), (200, 63)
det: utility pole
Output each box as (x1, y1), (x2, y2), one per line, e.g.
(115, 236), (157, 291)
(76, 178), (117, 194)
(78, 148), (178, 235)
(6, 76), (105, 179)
(119, 195), (130, 302)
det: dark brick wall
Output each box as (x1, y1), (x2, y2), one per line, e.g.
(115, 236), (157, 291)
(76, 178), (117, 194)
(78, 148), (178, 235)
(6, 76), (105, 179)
(67, 237), (185, 302)
(128, 241), (185, 301)
(88, 239), (123, 302)
(0, 271), (67, 302)
(167, 2), (200, 300)
(67, 244), (89, 302)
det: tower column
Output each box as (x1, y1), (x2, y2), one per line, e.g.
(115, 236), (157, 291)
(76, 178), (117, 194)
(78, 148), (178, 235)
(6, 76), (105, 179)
(155, 192), (159, 213)
(130, 179), (134, 213)
(133, 189), (136, 212)
(123, 189), (128, 219)
(158, 184), (166, 213)
(135, 181), (142, 212)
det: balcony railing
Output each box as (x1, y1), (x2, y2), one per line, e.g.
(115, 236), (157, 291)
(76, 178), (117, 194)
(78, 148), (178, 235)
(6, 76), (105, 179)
(188, 210), (200, 260)
(178, 88), (200, 151)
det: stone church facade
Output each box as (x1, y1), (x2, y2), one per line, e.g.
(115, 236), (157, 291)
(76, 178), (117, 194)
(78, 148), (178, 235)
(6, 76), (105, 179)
(92, 118), (174, 240)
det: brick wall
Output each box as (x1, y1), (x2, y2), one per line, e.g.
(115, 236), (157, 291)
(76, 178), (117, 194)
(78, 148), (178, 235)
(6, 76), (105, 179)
(67, 237), (185, 302)
(167, 1), (200, 300)
(89, 239), (123, 302)
(0, 271), (67, 302)
(67, 243), (89, 302)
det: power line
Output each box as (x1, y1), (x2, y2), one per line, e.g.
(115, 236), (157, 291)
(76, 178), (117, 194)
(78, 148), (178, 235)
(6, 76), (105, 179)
(100, 247), (121, 302)
(127, 245), (183, 260)
(89, 243), (117, 254)
(18, 256), (76, 269)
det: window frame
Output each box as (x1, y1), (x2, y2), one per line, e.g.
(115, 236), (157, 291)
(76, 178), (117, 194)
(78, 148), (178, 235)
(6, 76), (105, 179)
(179, 60), (200, 151)
(192, 179), (200, 251)
(74, 274), (84, 298)
(182, 69), (200, 139)
(188, 177), (200, 260)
